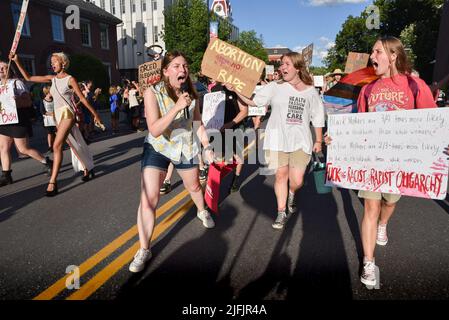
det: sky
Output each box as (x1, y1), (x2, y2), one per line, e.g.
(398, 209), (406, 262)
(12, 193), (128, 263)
(229, 0), (374, 67)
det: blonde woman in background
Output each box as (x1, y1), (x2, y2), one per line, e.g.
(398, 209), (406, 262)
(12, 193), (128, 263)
(10, 52), (103, 196)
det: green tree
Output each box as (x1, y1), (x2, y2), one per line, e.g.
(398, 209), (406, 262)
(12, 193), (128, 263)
(68, 53), (109, 90)
(326, 0), (444, 82)
(162, 0), (235, 73)
(232, 30), (268, 63)
(324, 14), (379, 72)
(400, 23), (417, 66)
(309, 66), (330, 75)
(162, 0), (209, 73)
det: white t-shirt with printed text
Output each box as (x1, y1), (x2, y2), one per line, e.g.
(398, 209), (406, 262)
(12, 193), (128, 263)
(253, 81), (325, 154)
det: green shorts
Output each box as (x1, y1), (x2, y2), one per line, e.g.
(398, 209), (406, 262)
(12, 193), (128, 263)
(358, 190), (401, 203)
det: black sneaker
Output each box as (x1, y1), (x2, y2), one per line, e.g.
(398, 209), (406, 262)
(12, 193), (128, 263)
(160, 181), (171, 195)
(0, 170), (13, 187)
(199, 167), (208, 182)
(44, 156), (53, 176)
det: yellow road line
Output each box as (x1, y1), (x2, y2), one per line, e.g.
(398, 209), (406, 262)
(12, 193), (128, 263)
(34, 131), (264, 300)
(33, 189), (190, 300)
(66, 199), (194, 300)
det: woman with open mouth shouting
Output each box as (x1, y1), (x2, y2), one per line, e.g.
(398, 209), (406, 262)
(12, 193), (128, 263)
(325, 36), (436, 288)
(129, 51), (215, 273)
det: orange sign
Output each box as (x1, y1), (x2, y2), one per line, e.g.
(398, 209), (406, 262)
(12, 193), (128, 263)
(201, 38), (266, 98)
(345, 52), (370, 74)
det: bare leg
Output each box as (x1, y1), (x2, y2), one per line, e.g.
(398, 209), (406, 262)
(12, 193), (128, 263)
(288, 166), (306, 194)
(14, 137), (45, 162)
(0, 135), (13, 170)
(48, 118), (74, 191)
(379, 200), (397, 225)
(274, 165), (289, 212)
(177, 167), (205, 212)
(361, 199), (382, 261)
(137, 168), (165, 249)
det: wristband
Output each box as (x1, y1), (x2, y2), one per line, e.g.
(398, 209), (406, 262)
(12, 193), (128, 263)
(204, 145), (213, 152)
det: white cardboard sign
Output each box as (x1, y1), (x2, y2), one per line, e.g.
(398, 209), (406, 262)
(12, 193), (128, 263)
(202, 91), (226, 130)
(313, 75), (324, 87)
(0, 84), (19, 125)
(326, 108), (449, 200)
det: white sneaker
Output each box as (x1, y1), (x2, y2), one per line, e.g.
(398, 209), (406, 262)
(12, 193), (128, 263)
(272, 211), (288, 229)
(376, 223), (388, 246)
(360, 258), (376, 286)
(129, 248), (152, 273)
(287, 191), (297, 214)
(197, 209), (215, 228)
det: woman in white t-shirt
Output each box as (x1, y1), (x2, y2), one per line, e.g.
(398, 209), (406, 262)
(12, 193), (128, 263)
(128, 83), (141, 130)
(228, 52), (325, 230)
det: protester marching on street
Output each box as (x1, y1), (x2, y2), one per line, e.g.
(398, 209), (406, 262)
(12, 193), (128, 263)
(109, 86), (120, 134)
(10, 52), (103, 196)
(129, 51), (215, 273)
(39, 85), (56, 154)
(210, 81), (249, 193)
(0, 60), (53, 187)
(325, 36), (438, 288)
(227, 52), (325, 229)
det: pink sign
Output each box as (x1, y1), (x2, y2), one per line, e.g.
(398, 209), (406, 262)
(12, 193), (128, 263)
(326, 108), (449, 200)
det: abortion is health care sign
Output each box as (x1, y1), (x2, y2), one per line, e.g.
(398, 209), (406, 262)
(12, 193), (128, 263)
(325, 108), (449, 200)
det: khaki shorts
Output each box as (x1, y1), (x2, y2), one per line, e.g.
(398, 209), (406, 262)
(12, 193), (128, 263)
(265, 149), (311, 170)
(358, 190), (401, 203)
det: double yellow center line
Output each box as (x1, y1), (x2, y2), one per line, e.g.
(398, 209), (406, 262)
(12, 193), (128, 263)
(34, 133), (263, 300)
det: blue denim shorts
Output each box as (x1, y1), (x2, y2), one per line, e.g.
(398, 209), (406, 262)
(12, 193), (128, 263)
(141, 143), (197, 171)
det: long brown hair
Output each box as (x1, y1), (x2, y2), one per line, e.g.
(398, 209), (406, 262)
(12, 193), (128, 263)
(378, 36), (412, 76)
(280, 52), (313, 86)
(160, 51), (198, 102)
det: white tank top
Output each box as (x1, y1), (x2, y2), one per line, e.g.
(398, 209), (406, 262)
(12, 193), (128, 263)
(50, 76), (73, 110)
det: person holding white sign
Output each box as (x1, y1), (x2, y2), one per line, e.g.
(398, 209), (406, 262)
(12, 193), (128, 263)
(325, 36), (437, 288)
(129, 51), (215, 273)
(10, 52), (103, 196)
(227, 52), (325, 230)
(210, 82), (249, 193)
(0, 60), (53, 187)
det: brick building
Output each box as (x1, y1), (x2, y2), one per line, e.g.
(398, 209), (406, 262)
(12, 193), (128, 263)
(0, 0), (122, 84)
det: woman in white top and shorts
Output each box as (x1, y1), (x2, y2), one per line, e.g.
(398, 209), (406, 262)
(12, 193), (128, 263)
(227, 52), (325, 230)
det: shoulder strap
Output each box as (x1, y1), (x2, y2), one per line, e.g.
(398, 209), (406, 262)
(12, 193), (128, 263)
(53, 77), (73, 108)
(406, 75), (419, 108)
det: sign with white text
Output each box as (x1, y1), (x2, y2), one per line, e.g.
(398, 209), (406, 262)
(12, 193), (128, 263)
(326, 108), (449, 199)
(202, 91), (226, 130)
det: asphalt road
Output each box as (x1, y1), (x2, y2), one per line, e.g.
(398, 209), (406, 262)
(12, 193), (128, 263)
(1, 114), (449, 302)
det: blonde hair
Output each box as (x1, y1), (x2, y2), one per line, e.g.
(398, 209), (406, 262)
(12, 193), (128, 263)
(378, 36), (412, 75)
(52, 52), (70, 69)
(42, 85), (51, 95)
(109, 86), (118, 95)
(280, 52), (313, 86)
